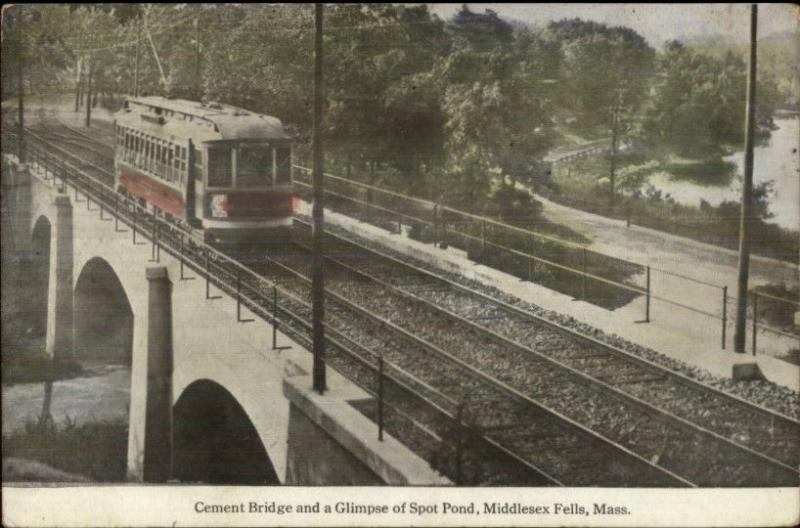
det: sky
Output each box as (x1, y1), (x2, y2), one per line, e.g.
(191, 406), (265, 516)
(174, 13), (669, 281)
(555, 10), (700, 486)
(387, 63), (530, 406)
(424, 3), (799, 47)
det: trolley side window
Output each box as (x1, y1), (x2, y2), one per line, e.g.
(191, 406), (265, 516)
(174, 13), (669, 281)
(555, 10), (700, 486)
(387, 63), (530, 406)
(124, 131), (131, 162)
(207, 147), (232, 187)
(235, 145), (273, 188)
(275, 147), (292, 185)
(144, 138), (151, 171)
(173, 145), (181, 184)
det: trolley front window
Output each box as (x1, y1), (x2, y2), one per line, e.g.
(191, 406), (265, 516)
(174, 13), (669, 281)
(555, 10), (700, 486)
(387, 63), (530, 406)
(207, 147), (232, 187)
(235, 145), (273, 188)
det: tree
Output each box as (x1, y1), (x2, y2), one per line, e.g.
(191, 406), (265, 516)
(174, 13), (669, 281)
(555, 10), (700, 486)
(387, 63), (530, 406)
(640, 41), (779, 160)
(547, 19), (655, 207)
(435, 7), (556, 209)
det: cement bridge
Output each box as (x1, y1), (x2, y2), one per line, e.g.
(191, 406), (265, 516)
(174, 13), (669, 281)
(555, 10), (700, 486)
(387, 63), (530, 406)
(2, 152), (447, 486)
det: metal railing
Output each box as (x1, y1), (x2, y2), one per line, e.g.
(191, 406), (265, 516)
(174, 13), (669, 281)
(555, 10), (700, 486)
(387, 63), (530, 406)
(293, 163), (800, 359)
(2, 132), (553, 486)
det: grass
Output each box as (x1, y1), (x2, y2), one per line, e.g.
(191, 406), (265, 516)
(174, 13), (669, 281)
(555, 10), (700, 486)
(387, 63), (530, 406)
(2, 417), (128, 482)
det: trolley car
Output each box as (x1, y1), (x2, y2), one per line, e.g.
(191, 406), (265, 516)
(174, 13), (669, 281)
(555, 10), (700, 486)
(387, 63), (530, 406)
(113, 96), (295, 242)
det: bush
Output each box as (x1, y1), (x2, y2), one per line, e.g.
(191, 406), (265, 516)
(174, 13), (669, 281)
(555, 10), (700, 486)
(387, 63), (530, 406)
(752, 284), (800, 334)
(2, 417), (128, 482)
(1, 351), (84, 385)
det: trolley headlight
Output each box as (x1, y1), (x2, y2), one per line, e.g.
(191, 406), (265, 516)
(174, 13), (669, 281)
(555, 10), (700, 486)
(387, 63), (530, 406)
(210, 194), (229, 218)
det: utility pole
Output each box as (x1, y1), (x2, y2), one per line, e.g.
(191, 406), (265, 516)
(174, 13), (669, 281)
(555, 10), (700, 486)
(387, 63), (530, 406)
(75, 57), (82, 112)
(85, 52), (93, 127)
(608, 87), (624, 210)
(194, 16), (201, 100)
(134, 16), (141, 97)
(17, 34), (25, 162)
(311, 2), (327, 393)
(85, 12), (95, 128)
(733, 4), (758, 353)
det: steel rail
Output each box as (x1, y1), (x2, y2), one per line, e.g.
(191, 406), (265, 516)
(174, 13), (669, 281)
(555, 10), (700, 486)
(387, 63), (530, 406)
(5, 131), (560, 486)
(297, 216), (800, 428)
(16, 129), (796, 485)
(256, 244), (696, 487)
(283, 231), (799, 484)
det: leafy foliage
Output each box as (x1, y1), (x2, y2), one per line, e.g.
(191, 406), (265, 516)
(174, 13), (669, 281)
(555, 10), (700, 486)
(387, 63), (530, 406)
(3, 4), (789, 226)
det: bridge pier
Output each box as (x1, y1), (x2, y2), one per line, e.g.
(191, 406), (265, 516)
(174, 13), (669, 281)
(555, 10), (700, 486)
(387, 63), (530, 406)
(1, 158), (32, 257)
(142, 267), (174, 483)
(1, 160), (32, 345)
(46, 195), (74, 361)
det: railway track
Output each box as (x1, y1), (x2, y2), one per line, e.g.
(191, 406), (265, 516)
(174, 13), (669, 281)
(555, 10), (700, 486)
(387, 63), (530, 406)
(290, 221), (800, 469)
(10, 123), (798, 487)
(10, 127), (682, 486)
(232, 246), (689, 487)
(259, 231), (798, 487)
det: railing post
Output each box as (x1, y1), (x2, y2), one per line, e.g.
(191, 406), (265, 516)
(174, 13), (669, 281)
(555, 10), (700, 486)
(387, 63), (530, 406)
(721, 286), (728, 350)
(644, 265), (651, 323)
(132, 206), (138, 244)
(455, 402), (464, 486)
(114, 195), (120, 232)
(236, 271), (254, 323)
(180, 233), (194, 280)
(752, 292), (758, 356)
(581, 248), (587, 301)
(205, 249), (211, 297)
(59, 165), (66, 193)
(272, 286), (278, 349)
(433, 203), (440, 247)
(237, 272), (242, 320)
(203, 249), (221, 300)
(179, 234), (185, 279)
(150, 220), (157, 261)
(481, 220), (486, 256)
(269, 284), (290, 351)
(378, 355), (384, 442)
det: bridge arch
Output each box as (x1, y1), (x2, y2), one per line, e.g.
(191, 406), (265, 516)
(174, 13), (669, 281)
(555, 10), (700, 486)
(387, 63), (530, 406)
(173, 379), (280, 485)
(74, 257), (133, 365)
(28, 215), (52, 341)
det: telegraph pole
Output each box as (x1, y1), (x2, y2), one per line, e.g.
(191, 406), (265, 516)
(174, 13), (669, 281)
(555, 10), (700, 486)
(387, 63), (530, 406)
(733, 4), (758, 353)
(134, 16), (141, 97)
(75, 57), (82, 112)
(17, 34), (25, 162)
(194, 16), (201, 100)
(85, 13), (95, 128)
(85, 52), (93, 127)
(311, 3), (327, 393)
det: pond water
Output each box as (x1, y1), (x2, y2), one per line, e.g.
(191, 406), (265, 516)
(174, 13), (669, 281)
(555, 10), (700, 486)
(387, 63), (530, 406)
(1, 365), (131, 434)
(647, 117), (799, 231)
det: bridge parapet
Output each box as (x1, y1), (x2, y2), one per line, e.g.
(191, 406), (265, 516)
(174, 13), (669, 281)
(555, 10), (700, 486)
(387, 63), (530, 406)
(283, 364), (451, 486)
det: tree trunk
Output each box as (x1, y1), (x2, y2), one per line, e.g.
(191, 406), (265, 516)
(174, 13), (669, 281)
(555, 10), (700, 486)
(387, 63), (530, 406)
(608, 104), (620, 210)
(75, 72), (83, 111)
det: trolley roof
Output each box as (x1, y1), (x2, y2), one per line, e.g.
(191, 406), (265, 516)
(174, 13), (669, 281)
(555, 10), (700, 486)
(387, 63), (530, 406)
(116, 96), (289, 143)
